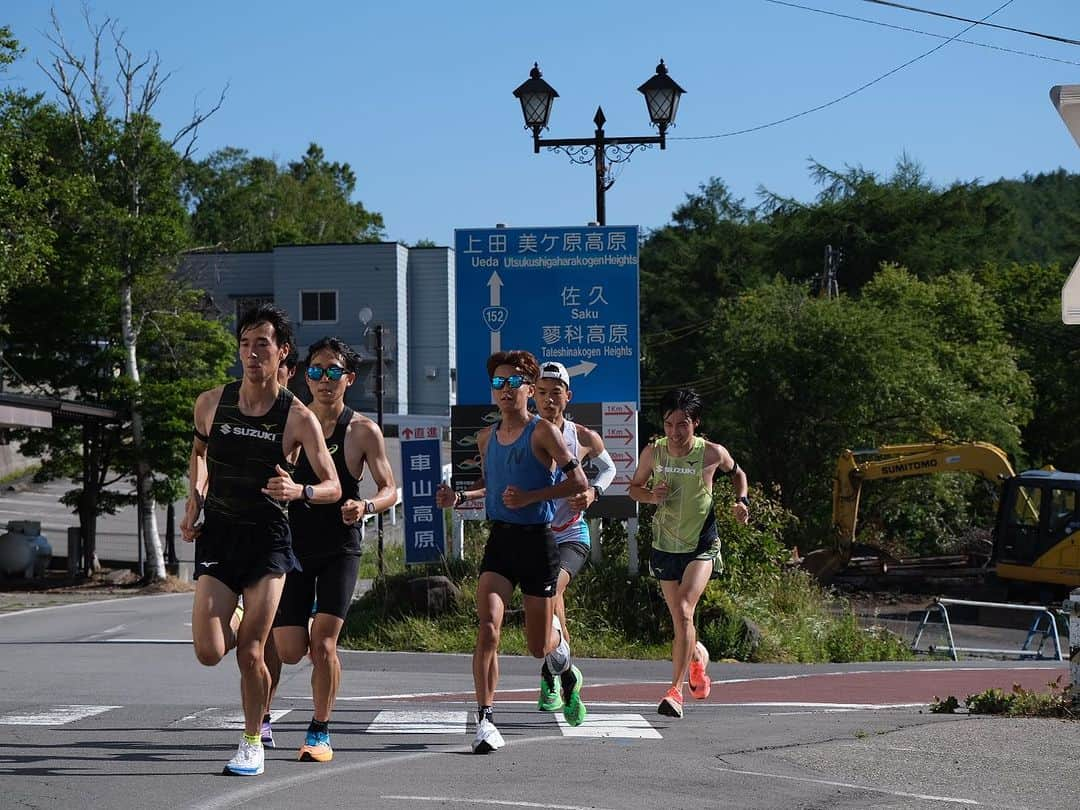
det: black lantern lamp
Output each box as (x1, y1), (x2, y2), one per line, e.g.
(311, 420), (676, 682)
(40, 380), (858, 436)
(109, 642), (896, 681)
(637, 60), (686, 148)
(513, 63), (559, 152)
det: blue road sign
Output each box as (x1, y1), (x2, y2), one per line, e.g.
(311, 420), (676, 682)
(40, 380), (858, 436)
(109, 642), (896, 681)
(401, 426), (445, 564)
(454, 226), (639, 406)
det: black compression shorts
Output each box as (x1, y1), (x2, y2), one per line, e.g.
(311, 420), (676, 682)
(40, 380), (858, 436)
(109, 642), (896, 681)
(557, 541), (590, 581)
(274, 551), (361, 625)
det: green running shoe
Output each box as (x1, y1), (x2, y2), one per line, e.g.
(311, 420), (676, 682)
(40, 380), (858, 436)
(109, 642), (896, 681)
(538, 668), (564, 712)
(560, 665), (587, 727)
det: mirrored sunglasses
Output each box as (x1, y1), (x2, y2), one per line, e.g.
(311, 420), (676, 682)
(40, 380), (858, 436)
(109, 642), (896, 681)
(491, 374), (529, 390)
(307, 365), (347, 382)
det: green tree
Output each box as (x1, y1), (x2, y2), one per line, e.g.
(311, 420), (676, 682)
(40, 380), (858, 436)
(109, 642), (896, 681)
(977, 261), (1080, 470)
(0, 27), (52, 304)
(692, 268), (1031, 552)
(2, 13), (232, 578)
(759, 156), (1019, 291)
(187, 143), (385, 251)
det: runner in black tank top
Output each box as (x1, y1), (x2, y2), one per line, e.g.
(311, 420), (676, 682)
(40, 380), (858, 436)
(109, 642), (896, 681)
(287, 405), (363, 558)
(268, 337), (397, 764)
(180, 305), (341, 778)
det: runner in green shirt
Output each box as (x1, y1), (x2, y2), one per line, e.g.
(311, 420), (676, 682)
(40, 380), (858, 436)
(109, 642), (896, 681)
(628, 388), (749, 719)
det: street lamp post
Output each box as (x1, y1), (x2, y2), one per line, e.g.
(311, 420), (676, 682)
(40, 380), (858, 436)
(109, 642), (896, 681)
(513, 61), (686, 225)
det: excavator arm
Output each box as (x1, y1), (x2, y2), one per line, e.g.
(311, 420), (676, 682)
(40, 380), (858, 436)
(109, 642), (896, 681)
(803, 442), (1016, 581)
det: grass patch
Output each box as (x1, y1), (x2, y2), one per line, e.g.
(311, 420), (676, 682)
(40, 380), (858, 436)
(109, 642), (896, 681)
(341, 501), (912, 664)
(929, 677), (1077, 718)
(0, 464), (40, 486)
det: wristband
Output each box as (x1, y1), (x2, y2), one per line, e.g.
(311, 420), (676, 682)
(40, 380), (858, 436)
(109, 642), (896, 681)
(736, 495), (750, 507)
(454, 490), (464, 506)
(560, 458), (580, 475)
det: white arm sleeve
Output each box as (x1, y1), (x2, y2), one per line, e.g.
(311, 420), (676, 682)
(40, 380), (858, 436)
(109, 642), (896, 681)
(590, 448), (617, 491)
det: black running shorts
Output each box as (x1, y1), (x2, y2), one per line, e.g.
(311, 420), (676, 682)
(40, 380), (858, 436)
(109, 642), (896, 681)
(194, 518), (299, 594)
(274, 551), (361, 626)
(650, 533), (723, 583)
(480, 521), (560, 598)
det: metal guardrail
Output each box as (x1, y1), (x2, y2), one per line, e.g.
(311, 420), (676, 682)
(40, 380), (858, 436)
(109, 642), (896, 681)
(911, 597), (1064, 662)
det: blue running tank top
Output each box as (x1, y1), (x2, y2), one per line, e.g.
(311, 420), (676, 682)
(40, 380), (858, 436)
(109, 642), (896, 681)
(550, 419), (590, 546)
(484, 416), (556, 524)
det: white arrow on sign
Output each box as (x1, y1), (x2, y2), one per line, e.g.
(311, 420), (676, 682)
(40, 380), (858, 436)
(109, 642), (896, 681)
(566, 360), (597, 378)
(488, 271), (504, 354)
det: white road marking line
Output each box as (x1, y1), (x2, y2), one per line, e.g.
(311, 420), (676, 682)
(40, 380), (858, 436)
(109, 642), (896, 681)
(0, 705), (120, 725)
(709, 665), (1060, 685)
(555, 712), (661, 739)
(170, 707), (291, 729)
(0, 592), (192, 620)
(366, 710), (467, 734)
(81, 624), (127, 641)
(103, 638), (190, 644)
(713, 766), (981, 805)
(192, 738), (567, 810)
(382, 797), (619, 810)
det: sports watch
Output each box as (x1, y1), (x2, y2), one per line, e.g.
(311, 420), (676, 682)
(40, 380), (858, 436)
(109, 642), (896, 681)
(302, 484), (315, 502)
(364, 499), (376, 515)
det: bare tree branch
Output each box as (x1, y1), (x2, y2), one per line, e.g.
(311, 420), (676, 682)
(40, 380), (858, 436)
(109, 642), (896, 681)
(173, 83), (228, 161)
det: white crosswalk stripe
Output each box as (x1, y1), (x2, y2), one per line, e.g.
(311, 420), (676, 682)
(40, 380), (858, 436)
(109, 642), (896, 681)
(0, 705), (120, 725)
(0, 703), (663, 738)
(170, 707), (291, 729)
(366, 710), (468, 734)
(556, 712), (662, 739)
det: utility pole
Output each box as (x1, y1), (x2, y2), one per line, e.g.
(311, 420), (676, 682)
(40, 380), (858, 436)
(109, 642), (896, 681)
(375, 324), (385, 576)
(821, 244), (842, 299)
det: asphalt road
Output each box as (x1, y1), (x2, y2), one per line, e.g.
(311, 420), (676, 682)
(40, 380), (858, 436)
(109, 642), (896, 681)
(1, 593), (1076, 809)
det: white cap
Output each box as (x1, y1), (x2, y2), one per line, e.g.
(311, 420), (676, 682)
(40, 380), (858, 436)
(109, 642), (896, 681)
(539, 361), (570, 387)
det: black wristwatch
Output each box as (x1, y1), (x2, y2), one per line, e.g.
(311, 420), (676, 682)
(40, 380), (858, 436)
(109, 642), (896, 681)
(593, 485), (604, 500)
(302, 484), (315, 502)
(364, 499), (376, 515)
(735, 495), (750, 507)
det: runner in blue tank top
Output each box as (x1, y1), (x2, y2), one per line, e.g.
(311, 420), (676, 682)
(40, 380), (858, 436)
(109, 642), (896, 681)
(441, 360), (617, 717)
(446, 350), (588, 753)
(181, 304), (341, 777)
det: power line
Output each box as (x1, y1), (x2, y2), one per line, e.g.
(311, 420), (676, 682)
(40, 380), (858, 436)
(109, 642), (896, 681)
(672, 0), (1017, 142)
(862, 0), (1080, 47)
(766, 0), (1080, 66)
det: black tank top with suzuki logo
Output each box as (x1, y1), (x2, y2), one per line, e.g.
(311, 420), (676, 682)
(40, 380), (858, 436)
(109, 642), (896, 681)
(288, 406), (363, 557)
(205, 381), (294, 528)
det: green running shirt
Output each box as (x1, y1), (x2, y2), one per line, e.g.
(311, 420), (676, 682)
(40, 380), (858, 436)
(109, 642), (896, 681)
(651, 436), (713, 554)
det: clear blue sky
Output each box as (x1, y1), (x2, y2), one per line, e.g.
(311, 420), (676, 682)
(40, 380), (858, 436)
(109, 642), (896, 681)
(6, 1), (1079, 246)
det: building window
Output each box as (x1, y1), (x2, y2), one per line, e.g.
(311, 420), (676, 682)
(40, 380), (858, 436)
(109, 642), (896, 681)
(301, 290), (338, 323)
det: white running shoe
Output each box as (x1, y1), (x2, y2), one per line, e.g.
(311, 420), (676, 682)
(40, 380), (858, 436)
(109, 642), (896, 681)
(471, 718), (505, 754)
(223, 737), (264, 776)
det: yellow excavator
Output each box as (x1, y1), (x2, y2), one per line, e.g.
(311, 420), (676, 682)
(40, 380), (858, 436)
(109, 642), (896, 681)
(803, 442), (1080, 592)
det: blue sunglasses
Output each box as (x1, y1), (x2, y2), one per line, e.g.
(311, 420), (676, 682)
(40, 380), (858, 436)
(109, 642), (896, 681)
(307, 365), (347, 382)
(491, 374), (530, 390)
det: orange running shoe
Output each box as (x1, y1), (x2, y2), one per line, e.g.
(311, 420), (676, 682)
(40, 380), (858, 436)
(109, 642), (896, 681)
(657, 686), (684, 718)
(688, 641), (711, 700)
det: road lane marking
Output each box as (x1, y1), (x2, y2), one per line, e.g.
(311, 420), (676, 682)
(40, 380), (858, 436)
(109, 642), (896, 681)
(171, 707), (291, 729)
(367, 710), (467, 734)
(0, 705), (120, 725)
(555, 712), (661, 739)
(81, 623), (127, 641)
(713, 766), (982, 805)
(382, 797), (619, 810)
